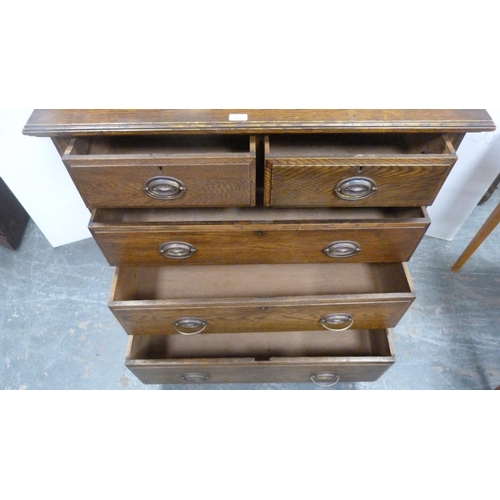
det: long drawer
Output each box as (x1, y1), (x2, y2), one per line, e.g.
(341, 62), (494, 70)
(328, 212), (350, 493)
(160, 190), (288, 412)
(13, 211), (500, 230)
(62, 135), (256, 208)
(264, 133), (457, 207)
(90, 206), (430, 266)
(125, 329), (396, 385)
(109, 263), (415, 335)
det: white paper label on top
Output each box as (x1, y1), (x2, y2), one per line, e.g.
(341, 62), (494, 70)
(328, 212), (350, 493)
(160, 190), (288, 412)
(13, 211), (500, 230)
(229, 113), (248, 121)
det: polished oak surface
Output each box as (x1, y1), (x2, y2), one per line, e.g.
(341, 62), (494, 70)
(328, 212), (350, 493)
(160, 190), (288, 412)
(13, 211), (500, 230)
(126, 329), (395, 384)
(90, 207), (430, 266)
(22, 109), (496, 386)
(109, 263), (415, 335)
(23, 109), (496, 136)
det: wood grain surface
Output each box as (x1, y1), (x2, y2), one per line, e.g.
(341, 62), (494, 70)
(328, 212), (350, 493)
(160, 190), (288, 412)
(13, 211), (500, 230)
(90, 207), (430, 266)
(125, 330), (395, 384)
(23, 109), (496, 136)
(109, 263), (415, 335)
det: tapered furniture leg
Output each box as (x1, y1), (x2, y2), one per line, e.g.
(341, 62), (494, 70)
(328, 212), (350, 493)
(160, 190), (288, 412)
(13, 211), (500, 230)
(452, 199), (500, 272)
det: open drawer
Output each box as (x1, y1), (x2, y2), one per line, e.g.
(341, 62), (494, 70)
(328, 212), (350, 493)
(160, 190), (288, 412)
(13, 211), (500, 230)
(62, 135), (256, 208)
(109, 262), (415, 335)
(90, 206), (430, 266)
(264, 133), (457, 207)
(125, 328), (396, 385)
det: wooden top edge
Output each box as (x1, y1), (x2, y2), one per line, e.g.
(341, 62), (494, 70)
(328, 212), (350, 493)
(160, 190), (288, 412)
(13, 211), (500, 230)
(22, 109), (496, 136)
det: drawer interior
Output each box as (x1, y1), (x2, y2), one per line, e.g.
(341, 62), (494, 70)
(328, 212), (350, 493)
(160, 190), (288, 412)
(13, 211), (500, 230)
(92, 206), (428, 224)
(267, 133), (454, 156)
(112, 263), (412, 301)
(69, 134), (253, 156)
(127, 329), (393, 360)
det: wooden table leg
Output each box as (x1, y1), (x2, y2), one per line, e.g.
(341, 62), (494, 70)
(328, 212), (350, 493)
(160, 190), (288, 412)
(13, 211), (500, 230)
(452, 199), (500, 272)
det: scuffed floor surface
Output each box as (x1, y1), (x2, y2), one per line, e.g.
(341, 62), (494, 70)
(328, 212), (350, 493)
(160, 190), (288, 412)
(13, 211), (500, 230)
(2, 192), (500, 390)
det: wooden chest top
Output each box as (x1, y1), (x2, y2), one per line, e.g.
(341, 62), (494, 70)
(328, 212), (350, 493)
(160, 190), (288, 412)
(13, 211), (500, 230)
(23, 109), (496, 136)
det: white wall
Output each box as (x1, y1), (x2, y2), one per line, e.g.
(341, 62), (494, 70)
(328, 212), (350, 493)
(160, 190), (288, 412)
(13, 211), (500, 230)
(1, 109), (498, 247)
(427, 108), (500, 240)
(0, 110), (91, 247)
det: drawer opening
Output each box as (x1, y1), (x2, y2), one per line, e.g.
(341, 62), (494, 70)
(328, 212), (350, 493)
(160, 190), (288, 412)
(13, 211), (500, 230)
(267, 133), (455, 156)
(112, 263), (413, 301)
(69, 134), (254, 156)
(92, 206), (428, 224)
(127, 329), (393, 361)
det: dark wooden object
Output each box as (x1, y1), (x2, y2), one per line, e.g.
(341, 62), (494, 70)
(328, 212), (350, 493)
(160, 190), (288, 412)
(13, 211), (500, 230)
(109, 263), (415, 336)
(89, 207), (430, 266)
(0, 178), (29, 251)
(62, 136), (257, 208)
(125, 330), (396, 385)
(22, 110), (496, 386)
(23, 109), (496, 136)
(264, 134), (457, 207)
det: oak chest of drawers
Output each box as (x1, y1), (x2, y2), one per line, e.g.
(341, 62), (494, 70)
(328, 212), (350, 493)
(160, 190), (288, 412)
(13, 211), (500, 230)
(23, 109), (495, 387)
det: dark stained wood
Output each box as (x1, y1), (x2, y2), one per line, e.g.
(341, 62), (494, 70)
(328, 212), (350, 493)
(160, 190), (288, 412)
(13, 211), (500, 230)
(125, 329), (396, 384)
(113, 263), (413, 300)
(62, 136), (257, 208)
(51, 137), (72, 156)
(23, 109), (496, 136)
(65, 159), (256, 208)
(265, 162), (456, 207)
(113, 299), (415, 336)
(264, 133), (457, 207)
(89, 207), (430, 266)
(0, 178), (30, 251)
(22, 109), (497, 385)
(109, 263), (415, 335)
(128, 329), (394, 359)
(267, 132), (455, 155)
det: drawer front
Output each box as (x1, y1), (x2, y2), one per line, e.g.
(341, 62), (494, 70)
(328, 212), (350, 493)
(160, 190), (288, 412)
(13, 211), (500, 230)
(125, 329), (395, 384)
(127, 359), (394, 385)
(62, 135), (256, 208)
(90, 207), (430, 266)
(265, 161), (455, 207)
(264, 133), (457, 207)
(65, 160), (256, 208)
(93, 226), (428, 266)
(109, 263), (415, 336)
(110, 299), (414, 335)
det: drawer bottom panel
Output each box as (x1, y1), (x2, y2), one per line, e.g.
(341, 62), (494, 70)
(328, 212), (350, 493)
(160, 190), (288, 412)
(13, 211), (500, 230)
(125, 329), (395, 385)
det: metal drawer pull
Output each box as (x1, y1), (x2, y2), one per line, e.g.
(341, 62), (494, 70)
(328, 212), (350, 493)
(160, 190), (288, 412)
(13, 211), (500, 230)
(174, 317), (208, 335)
(311, 373), (340, 387)
(335, 177), (377, 200)
(181, 373), (209, 382)
(320, 313), (354, 331)
(159, 241), (197, 259)
(143, 176), (186, 200)
(324, 240), (361, 258)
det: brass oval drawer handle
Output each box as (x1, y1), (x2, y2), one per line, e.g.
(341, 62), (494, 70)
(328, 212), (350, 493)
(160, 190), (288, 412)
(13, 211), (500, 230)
(324, 241), (361, 258)
(181, 373), (209, 382)
(320, 313), (354, 332)
(174, 317), (208, 335)
(143, 176), (186, 200)
(335, 176), (377, 200)
(159, 241), (197, 259)
(311, 373), (340, 387)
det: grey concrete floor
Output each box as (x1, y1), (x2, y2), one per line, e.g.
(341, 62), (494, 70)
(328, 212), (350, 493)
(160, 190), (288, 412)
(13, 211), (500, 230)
(2, 193), (500, 390)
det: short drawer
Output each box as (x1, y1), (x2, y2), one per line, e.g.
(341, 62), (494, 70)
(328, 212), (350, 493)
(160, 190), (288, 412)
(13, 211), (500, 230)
(62, 135), (256, 208)
(125, 329), (396, 385)
(264, 133), (457, 207)
(109, 263), (415, 335)
(91, 206), (430, 266)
